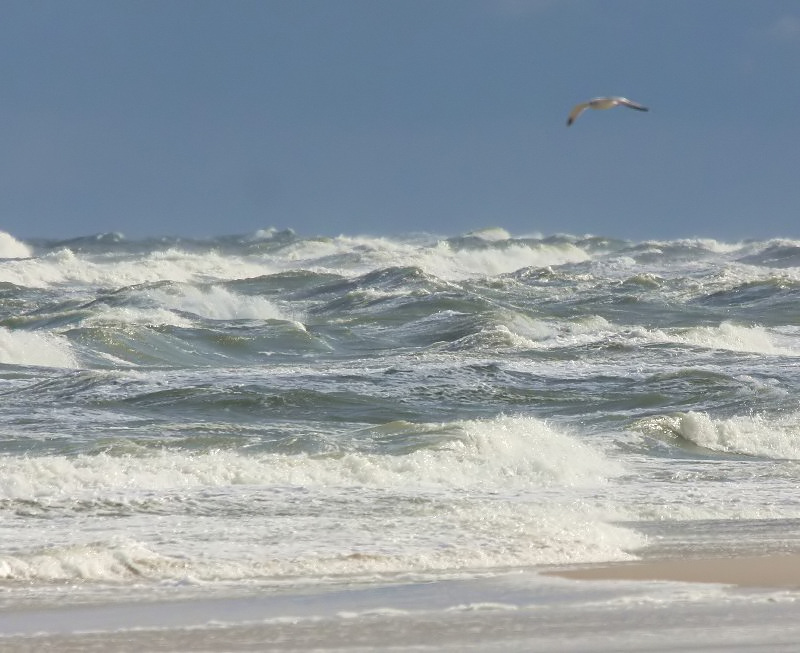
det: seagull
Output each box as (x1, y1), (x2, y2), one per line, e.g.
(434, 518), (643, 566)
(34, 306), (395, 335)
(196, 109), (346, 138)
(566, 96), (649, 126)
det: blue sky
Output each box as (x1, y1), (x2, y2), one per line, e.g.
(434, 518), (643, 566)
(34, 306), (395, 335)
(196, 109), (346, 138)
(1, 0), (799, 241)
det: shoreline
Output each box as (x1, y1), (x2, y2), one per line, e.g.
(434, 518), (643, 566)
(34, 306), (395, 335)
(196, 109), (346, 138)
(3, 558), (800, 652)
(545, 553), (800, 588)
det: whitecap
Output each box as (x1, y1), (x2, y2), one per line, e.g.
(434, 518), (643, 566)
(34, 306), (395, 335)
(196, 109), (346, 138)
(0, 416), (621, 500)
(147, 284), (296, 322)
(636, 411), (800, 460)
(0, 232), (32, 259)
(464, 227), (512, 242)
(676, 321), (792, 355)
(0, 247), (275, 289)
(279, 234), (591, 281)
(0, 327), (78, 368)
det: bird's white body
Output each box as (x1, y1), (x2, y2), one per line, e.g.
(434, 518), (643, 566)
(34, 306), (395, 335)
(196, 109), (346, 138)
(566, 96), (649, 126)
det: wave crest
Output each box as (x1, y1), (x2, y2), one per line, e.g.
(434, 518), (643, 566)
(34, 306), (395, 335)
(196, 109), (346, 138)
(0, 327), (78, 368)
(635, 411), (800, 459)
(0, 232), (32, 259)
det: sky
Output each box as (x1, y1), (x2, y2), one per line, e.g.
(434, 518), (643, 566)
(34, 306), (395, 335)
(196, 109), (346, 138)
(1, 0), (799, 241)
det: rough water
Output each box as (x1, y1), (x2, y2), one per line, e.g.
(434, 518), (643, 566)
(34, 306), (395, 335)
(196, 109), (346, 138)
(2, 227), (800, 637)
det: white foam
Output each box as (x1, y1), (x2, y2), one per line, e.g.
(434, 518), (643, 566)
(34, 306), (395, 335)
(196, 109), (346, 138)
(0, 538), (185, 583)
(464, 227), (513, 242)
(1, 233), (594, 291)
(283, 235), (591, 281)
(84, 284), (297, 328)
(0, 327), (79, 368)
(0, 500), (640, 583)
(322, 415), (624, 490)
(677, 321), (789, 355)
(661, 411), (800, 459)
(645, 237), (746, 254)
(148, 284), (294, 322)
(482, 314), (616, 351)
(0, 416), (621, 500)
(0, 416), (641, 581)
(602, 321), (797, 356)
(0, 248), (274, 289)
(0, 498), (642, 584)
(0, 231), (32, 259)
(419, 240), (590, 280)
(504, 313), (560, 342)
(446, 324), (545, 351)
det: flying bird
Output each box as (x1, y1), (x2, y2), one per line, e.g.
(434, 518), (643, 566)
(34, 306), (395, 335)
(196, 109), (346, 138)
(566, 97), (649, 126)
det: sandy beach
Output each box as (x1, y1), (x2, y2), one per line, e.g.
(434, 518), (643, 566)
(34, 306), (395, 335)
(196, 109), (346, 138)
(3, 556), (800, 652)
(547, 553), (800, 588)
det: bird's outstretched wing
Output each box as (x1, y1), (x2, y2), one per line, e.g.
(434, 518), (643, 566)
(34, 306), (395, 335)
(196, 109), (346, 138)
(566, 102), (590, 126)
(617, 97), (649, 112)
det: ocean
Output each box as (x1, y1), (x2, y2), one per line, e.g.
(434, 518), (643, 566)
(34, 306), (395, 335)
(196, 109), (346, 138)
(2, 227), (800, 650)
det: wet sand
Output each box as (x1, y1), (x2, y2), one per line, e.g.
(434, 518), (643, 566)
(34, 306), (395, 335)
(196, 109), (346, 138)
(4, 560), (800, 652)
(546, 553), (800, 588)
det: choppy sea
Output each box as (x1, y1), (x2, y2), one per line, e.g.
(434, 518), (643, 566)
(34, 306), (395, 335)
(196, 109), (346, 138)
(2, 226), (800, 643)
